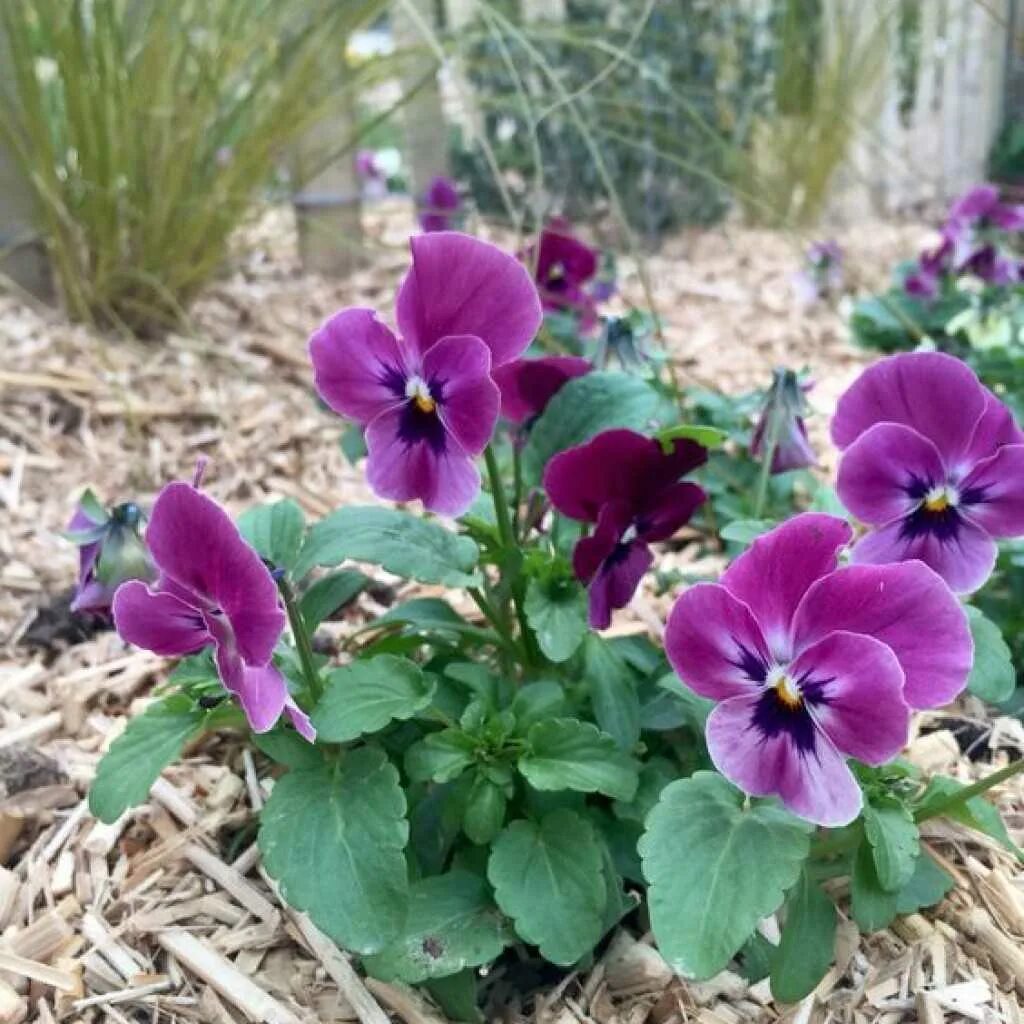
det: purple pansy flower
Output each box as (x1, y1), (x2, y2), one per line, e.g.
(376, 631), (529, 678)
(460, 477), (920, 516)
(310, 232), (542, 516)
(666, 513), (971, 826)
(792, 240), (843, 305)
(948, 184), (1024, 234)
(751, 369), (816, 474)
(492, 355), (591, 426)
(67, 492), (156, 615)
(419, 175), (461, 233)
(544, 429), (707, 629)
(833, 352), (1024, 594)
(526, 219), (599, 330)
(112, 482), (314, 740)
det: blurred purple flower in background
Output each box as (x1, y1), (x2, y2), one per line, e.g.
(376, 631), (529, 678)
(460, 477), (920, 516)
(66, 491), (155, 615)
(751, 368), (816, 474)
(666, 514), (971, 825)
(544, 429), (706, 628)
(419, 175), (461, 233)
(792, 240), (843, 306)
(526, 218), (600, 330)
(113, 482), (314, 739)
(834, 352), (1024, 593)
(310, 232), (542, 516)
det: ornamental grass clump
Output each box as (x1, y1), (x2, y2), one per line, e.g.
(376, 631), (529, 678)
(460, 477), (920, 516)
(87, 230), (1024, 1005)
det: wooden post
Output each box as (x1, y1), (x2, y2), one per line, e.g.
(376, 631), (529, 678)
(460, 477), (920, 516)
(392, 0), (450, 209)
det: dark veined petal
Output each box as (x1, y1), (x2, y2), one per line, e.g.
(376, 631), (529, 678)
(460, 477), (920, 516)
(421, 334), (500, 455)
(584, 540), (652, 630)
(960, 445), (1024, 539)
(112, 580), (210, 657)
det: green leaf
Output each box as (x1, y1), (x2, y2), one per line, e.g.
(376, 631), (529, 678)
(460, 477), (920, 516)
(237, 499), (306, 571)
(463, 775), (507, 845)
(770, 871), (836, 1004)
(378, 598), (468, 633)
(425, 971), (481, 1024)
(300, 570), (368, 631)
(720, 519), (776, 546)
(259, 747), (409, 954)
(895, 853), (954, 914)
(639, 772), (811, 979)
(522, 372), (665, 481)
(850, 839), (897, 931)
(657, 423), (727, 451)
(965, 606), (1016, 703)
(293, 507), (480, 587)
(524, 577), (588, 663)
(613, 757), (677, 823)
(511, 681), (567, 733)
(313, 656), (436, 743)
(363, 871), (512, 983)
(90, 699), (206, 823)
(405, 730), (477, 783)
(915, 776), (1020, 855)
(583, 635), (640, 751)
(253, 727), (323, 771)
(519, 719), (639, 801)
(863, 801), (919, 891)
(488, 810), (606, 965)
(340, 422), (368, 465)
(77, 488), (110, 525)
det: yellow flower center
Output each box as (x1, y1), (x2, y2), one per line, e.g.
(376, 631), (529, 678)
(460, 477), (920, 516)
(767, 666), (802, 710)
(414, 394), (436, 414)
(922, 485), (957, 514)
(548, 261), (566, 282)
(406, 376), (436, 415)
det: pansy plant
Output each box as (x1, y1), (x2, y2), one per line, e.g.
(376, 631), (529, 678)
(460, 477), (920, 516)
(88, 232), (1024, 1010)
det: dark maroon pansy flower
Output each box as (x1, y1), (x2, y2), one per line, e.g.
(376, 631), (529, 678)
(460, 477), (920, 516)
(543, 429), (707, 629)
(419, 175), (461, 233)
(492, 355), (591, 425)
(833, 352), (1024, 594)
(526, 218), (599, 330)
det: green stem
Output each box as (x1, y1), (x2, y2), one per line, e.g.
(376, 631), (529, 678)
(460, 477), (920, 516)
(512, 440), (524, 540)
(277, 576), (323, 704)
(752, 429), (778, 520)
(912, 758), (1024, 823)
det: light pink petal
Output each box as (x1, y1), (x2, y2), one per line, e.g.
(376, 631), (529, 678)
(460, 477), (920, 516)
(706, 693), (862, 827)
(961, 445), (1024, 538)
(146, 484), (285, 666)
(836, 423), (946, 526)
(789, 631), (910, 764)
(112, 581), (210, 656)
(233, 664), (288, 734)
(851, 517), (997, 596)
(422, 334), (500, 454)
(720, 514), (852, 661)
(665, 583), (771, 700)
(309, 308), (408, 423)
(831, 352), (987, 470)
(792, 561), (972, 709)
(396, 232), (542, 366)
(285, 699), (317, 742)
(365, 407), (481, 517)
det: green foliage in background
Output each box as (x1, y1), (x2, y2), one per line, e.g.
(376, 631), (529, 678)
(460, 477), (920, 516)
(0, 0), (386, 333)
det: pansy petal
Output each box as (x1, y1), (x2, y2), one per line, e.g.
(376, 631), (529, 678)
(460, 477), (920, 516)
(665, 583), (771, 700)
(964, 391), (1024, 465)
(851, 516), (997, 595)
(961, 445), (1024, 538)
(573, 502), (632, 583)
(234, 664), (288, 734)
(396, 233), (542, 366)
(706, 693), (862, 827)
(422, 334), (500, 454)
(949, 184), (998, 222)
(831, 352), (987, 469)
(492, 355), (591, 424)
(365, 408), (480, 517)
(309, 308), (408, 423)
(836, 422), (946, 526)
(285, 698), (317, 742)
(146, 484), (285, 666)
(789, 631), (910, 764)
(112, 581), (209, 656)
(637, 481), (706, 542)
(792, 561), (972, 709)
(586, 540), (652, 630)
(721, 514), (853, 661)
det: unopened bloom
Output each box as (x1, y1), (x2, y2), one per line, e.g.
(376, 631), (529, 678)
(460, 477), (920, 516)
(666, 514), (971, 826)
(492, 355), (591, 425)
(526, 218), (599, 329)
(544, 429), (707, 629)
(66, 491), (155, 615)
(310, 232), (542, 516)
(113, 482), (313, 739)
(834, 352), (1024, 593)
(751, 369), (816, 474)
(419, 175), (461, 233)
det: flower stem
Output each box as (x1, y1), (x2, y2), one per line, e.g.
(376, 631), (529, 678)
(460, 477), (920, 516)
(912, 757), (1024, 823)
(752, 429), (778, 521)
(277, 576), (323, 705)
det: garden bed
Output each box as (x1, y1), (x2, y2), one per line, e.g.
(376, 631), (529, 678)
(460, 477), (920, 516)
(2, 205), (1023, 1024)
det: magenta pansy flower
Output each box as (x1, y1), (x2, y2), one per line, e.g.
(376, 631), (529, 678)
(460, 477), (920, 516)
(112, 482), (314, 740)
(310, 232), (542, 516)
(948, 184), (1024, 234)
(492, 355), (591, 425)
(750, 369), (816, 474)
(544, 429), (707, 629)
(419, 175), (461, 233)
(833, 352), (1024, 593)
(527, 219), (599, 328)
(666, 514), (971, 826)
